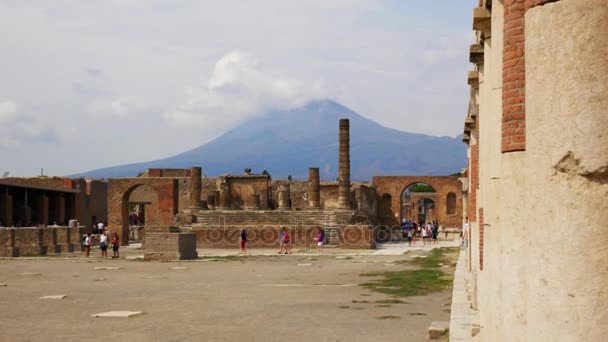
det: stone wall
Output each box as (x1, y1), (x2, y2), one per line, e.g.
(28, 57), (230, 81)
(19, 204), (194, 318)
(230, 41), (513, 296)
(0, 227), (80, 257)
(464, 1), (608, 340)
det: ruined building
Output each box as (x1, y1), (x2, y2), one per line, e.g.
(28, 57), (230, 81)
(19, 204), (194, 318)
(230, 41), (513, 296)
(462, 0), (607, 340)
(108, 118), (465, 248)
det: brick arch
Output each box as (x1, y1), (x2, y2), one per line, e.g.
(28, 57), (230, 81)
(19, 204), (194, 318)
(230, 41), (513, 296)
(372, 176), (463, 228)
(107, 178), (177, 246)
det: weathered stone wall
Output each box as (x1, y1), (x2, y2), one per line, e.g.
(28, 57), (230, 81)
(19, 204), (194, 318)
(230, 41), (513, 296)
(190, 225), (374, 249)
(0, 177), (73, 189)
(320, 183), (340, 209)
(352, 183), (377, 218)
(0, 227), (79, 256)
(144, 232), (198, 260)
(465, 1), (608, 340)
(272, 180), (308, 210)
(372, 176), (463, 228)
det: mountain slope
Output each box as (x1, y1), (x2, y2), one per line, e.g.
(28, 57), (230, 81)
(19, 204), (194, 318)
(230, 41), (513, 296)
(72, 100), (466, 180)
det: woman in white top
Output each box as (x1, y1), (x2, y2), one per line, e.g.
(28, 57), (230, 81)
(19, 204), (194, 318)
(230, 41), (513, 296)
(99, 231), (109, 258)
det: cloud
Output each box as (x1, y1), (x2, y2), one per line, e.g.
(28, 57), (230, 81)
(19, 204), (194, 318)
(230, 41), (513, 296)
(0, 100), (18, 124)
(83, 66), (103, 78)
(164, 51), (326, 130)
(87, 98), (149, 119)
(0, 101), (58, 148)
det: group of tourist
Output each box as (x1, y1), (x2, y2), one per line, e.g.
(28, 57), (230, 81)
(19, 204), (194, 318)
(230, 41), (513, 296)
(238, 227), (326, 255)
(83, 230), (120, 259)
(400, 219), (440, 246)
(128, 212), (144, 226)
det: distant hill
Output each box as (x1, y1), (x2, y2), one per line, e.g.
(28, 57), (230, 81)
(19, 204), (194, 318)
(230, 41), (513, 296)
(71, 100), (466, 181)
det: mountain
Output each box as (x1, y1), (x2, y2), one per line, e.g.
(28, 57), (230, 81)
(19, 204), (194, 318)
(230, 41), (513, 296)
(71, 100), (466, 181)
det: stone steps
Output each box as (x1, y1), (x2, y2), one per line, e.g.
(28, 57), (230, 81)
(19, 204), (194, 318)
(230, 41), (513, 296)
(190, 210), (357, 227)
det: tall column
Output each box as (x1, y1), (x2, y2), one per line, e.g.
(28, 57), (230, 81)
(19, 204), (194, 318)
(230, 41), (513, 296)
(39, 193), (49, 226)
(55, 194), (65, 225)
(190, 167), (202, 209)
(308, 167), (321, 209)
(338, 118), (351, 209)
(1, 191), (12, 227)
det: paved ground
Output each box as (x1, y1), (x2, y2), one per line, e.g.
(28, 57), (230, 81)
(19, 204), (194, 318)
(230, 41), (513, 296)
(0, 241), (459, 342)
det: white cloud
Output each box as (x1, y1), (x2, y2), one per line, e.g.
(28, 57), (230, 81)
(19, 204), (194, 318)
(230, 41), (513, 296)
(0, 101), (18, 124)
(164, 51), (326, 130)
(0, 101), (57, 148)
(87, 98), (150, 120)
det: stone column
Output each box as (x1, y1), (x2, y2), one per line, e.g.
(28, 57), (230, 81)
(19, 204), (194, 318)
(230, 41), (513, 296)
(55, 195), (66, 225)
(39, 194), (49, 226)
(218, 184), (231, 210)
(308, 167), (321, 209)
(190, 167), (202, 209)
(1, 192), (13, 227)
(250, 194), (261, 210)
(338, 118), (351, 209)
(207, 194), (216, 210)
(277, 184), (291, 210)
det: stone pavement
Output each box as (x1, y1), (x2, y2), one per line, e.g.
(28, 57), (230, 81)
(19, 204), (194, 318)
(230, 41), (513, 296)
(449, 247), (479, 341)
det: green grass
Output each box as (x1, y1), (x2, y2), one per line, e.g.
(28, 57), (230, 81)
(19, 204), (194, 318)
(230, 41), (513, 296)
(376, 315), (401, 320)
(352, 300), (371, 304)
(338, 306), (350, 309)
(360, 247), (458, 298)
(407, 312), (427, 316)
(376, 304), (392, 308)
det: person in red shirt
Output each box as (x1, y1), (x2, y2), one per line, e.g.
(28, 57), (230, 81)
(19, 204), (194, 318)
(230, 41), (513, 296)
(111, 232), (120, 259)
(283, 229), (291, 255)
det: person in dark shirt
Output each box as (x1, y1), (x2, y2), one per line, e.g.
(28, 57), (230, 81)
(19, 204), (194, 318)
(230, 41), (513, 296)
(240, 229), (248, 255)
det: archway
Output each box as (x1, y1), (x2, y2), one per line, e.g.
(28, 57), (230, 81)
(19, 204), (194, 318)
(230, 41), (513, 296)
(400, 182), (436, 224)
(124, 184), (159, 242)
(107, 177), (177, 246)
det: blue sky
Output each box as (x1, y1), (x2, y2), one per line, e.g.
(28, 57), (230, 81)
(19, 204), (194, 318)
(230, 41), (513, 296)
(0, 0), (477, 176)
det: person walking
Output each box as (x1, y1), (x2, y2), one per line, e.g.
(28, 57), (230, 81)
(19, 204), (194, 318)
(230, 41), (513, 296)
(84, 233), (91, 257)
(283, 229), (291, 255)
(99, 231), (108, 258)
(111, 232), (120, 258)
(314, 228), (325, 252)
(240, 229), (248, 255)
(278, 228), (286, 254)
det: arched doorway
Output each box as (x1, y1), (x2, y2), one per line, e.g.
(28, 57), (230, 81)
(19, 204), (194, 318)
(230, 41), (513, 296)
(124, 184), (159, 242)
(400, 182), (437, 224)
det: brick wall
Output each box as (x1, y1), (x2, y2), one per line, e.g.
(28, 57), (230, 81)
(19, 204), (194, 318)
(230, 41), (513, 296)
(502, 0), (562, 152)
(468, 145), (479, 222)
(479, 207), (484, 271)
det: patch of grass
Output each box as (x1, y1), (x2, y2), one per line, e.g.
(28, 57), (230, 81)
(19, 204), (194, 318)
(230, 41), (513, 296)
(338, 306), (350, 309)
(376, 304), (392, 308)
(407, 312), (427, 316)
(376, 315), (401, 320)
(352, 300), (370, 304)
(360, 247), (459, 298)
(375, 299), (408, 304)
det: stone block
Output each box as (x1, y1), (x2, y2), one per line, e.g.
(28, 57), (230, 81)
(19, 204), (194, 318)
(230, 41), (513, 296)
(53, 244), (75, 254)
(144, 232), (197, 261)
(428, 321), (449, 340)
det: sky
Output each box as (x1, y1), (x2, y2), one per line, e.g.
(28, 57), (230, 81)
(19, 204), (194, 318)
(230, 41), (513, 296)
(0, 0), (477, 176)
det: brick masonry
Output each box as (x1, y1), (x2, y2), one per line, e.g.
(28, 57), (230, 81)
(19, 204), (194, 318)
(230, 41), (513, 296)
(502, 0), (562, 152)
(144, 232), (198, 260)
(479, 207), (484, 271)
(372, 176), (463, 228)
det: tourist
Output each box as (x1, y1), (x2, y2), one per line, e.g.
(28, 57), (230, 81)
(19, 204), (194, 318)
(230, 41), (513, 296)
(240, 229), (248, 255)
(97, 222), (104, 232)
(278, 228), (286, 254)
(407, 229), (413, 246)
(283, 229), (291, 255)
(99, 231), (108, 258)
(422, 223), (429, 245)
(84, 233), (91, 257)
(314, 228), (325, 252)
(111, 232), (120, 258)
(432, 222), (439, 244)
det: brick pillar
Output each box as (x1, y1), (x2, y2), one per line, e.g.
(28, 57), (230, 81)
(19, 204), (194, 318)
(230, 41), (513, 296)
(190, 167), (202, 209)
(1, 192), (13, 227)
(215, 191), (221, 209)
(338, 118), (351, 209)
(55, 195), (66, 225)
(39, 194), (49, 226)
(308, 167), (321, 209)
